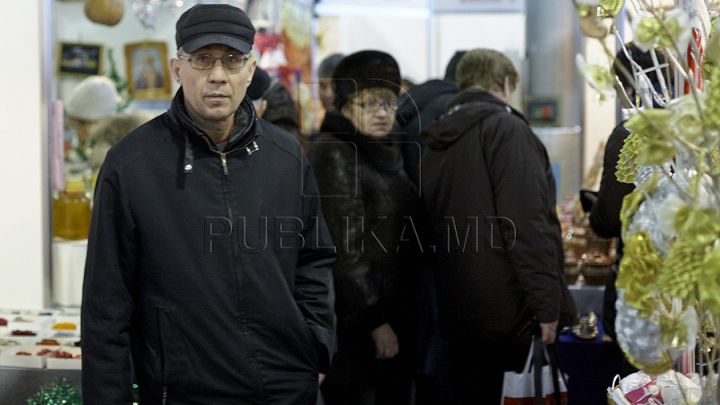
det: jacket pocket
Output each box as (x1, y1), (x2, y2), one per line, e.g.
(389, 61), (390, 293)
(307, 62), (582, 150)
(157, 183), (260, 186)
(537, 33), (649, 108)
(156, 307), (190, 394)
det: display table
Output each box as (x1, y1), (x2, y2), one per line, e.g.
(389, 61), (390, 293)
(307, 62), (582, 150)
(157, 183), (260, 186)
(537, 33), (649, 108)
(52, 239), (88, 307)
(0, 367), (81, 404)
(557, 318), (623, 405)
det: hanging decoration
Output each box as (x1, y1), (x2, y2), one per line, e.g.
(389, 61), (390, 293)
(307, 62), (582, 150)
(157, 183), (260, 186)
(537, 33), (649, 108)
(84, 0), (125, 27)
(131, 0), (184, 32)
(570, 0), (720, 403)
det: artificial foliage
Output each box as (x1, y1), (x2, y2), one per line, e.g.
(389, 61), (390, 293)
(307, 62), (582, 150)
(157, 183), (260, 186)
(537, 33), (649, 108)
(105, 47), (133, 112)
(26, 378), (82, 405)
(571, 0), (720, 402)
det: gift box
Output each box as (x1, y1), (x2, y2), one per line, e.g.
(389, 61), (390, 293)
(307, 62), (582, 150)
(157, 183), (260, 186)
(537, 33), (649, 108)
(624, 381), (663, 405)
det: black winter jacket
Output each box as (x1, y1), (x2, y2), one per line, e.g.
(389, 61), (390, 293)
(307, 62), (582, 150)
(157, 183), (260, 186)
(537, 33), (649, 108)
(82, 91), (336, 405)
(589, 123), (634, 256)
(309, 111), (421, 386)
(589, 122), (635, 342)
(421, 89), (577, 341)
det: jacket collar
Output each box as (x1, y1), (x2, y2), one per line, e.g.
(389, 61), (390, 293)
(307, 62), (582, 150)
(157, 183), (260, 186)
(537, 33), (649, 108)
(167, 89), (257, 173)
(320, 111), (404, 175)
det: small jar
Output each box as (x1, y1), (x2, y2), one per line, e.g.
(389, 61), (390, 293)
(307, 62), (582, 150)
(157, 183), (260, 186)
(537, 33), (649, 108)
(53, 178), (92, 240)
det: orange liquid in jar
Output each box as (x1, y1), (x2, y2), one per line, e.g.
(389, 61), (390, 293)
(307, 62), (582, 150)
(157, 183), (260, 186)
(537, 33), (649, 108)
(53, 179), (92, 240)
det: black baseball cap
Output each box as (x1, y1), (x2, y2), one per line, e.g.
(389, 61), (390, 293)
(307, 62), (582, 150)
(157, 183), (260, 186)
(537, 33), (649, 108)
(175, 4), (256, 54)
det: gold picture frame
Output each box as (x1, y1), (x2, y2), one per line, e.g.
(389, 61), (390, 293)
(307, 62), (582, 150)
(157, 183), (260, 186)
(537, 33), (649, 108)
(125, 41), (172, 100)
(58, 42), (104, 77)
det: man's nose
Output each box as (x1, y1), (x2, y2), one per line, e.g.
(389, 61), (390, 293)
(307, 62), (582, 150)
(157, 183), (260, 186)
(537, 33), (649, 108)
(208, 59), (229, 81)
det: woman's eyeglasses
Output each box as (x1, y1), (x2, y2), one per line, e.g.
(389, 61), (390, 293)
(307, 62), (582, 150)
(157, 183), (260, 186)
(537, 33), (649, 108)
(351, 99), (398, 113)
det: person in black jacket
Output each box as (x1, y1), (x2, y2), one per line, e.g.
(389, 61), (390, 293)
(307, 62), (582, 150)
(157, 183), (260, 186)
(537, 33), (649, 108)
(420, 48), (577, 404)
(395, 50), (465, 186)
(260, 76), (308, 151)
(587, 42), (670, 377)
(395, 50), (466, 404)
(247, 66), (308, 151)
(318, 53), (344, 113)
(81, 4), (336, 404)
(310, 50), (420, 405)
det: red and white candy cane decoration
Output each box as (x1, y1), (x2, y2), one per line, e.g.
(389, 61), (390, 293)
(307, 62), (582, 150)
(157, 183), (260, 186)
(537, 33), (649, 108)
(678, 0), (710, 96)
(685, 27), (704, 94)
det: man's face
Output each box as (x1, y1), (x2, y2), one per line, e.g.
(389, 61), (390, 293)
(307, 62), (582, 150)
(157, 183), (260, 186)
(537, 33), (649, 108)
(171, 44), (256, 129)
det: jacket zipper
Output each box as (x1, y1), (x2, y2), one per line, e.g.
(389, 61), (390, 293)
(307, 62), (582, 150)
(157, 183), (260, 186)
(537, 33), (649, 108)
(199, 135), (258, 255)
(201, 136), (258, 177)
(162, 386), (167, 405)
(220, 153), (228, 175)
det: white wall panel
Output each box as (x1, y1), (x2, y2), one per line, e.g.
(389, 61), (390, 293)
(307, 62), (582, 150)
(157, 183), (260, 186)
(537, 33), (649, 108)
(0, 0), (47, 309)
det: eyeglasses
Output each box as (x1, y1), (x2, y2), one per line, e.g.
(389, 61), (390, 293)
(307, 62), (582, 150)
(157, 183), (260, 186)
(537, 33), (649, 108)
(351, 99), (399, 113)
(177, 54), (249, 70)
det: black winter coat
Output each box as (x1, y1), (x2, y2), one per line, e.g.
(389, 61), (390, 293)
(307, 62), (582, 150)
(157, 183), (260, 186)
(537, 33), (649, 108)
(589, 122), (635, 342)
(309, 111), (421, 387)
(82, 91), (336, 405)
(589, 123), (635, 255)
(421, 89), (577, 341)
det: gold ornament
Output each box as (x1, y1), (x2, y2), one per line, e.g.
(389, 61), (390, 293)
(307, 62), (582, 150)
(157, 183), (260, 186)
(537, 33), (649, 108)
(577, 4), (608, 38)
(599, 0), (625, 17)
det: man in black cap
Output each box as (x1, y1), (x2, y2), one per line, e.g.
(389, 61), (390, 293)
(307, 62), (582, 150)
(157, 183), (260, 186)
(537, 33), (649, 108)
(81, 4), (336, 404)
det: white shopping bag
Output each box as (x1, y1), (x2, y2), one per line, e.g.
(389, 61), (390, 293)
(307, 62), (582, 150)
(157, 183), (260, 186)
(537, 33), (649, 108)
(500, 336), (568, 405)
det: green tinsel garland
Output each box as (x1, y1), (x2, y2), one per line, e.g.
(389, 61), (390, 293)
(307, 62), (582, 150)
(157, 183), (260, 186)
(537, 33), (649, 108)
(26, 378), (82, 405)
(105, 48), (134, 112)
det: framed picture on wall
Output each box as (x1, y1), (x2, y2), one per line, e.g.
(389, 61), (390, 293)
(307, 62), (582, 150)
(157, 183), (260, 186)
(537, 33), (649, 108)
(125, 41), (172, 100)
(58, 42), (104, 76)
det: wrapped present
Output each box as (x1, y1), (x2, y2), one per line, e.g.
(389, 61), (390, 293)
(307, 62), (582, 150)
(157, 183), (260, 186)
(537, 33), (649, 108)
(624, 381), (663, 404)
(607, 370), (702, 405)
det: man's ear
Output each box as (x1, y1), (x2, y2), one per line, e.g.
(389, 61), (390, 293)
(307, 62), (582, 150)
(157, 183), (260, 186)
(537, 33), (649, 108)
(247, 59), (257, 87)
(502, 76), (513, 103)
(170, 58), (182, 84)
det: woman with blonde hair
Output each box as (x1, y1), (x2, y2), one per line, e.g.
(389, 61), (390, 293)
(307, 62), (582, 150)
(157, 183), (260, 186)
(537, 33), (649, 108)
(310, 50), (420, 405)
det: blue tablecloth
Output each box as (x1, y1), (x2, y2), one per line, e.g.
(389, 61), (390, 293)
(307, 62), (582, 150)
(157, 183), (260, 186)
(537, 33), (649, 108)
(557, 317), (624, 405)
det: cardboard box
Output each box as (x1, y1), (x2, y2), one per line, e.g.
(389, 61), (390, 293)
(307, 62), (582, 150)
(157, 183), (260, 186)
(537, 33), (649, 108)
(7, 315), (55, 332)
(46, 331), (81, 348)
(0, 345), (54, 369)
(0, 336), (24, 350)
(1, 330), (49, 345)
(46, 346), (81, 370)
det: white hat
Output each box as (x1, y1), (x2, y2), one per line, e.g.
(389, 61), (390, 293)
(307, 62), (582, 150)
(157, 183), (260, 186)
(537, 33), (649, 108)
(65, 75), (119, 121)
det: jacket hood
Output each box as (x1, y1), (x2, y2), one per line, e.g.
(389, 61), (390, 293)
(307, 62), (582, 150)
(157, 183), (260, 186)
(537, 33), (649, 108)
(421, 89), (515, 150)
(396, 79), (458, 126)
